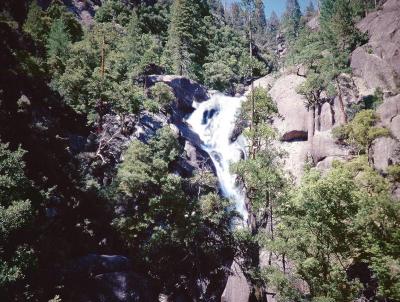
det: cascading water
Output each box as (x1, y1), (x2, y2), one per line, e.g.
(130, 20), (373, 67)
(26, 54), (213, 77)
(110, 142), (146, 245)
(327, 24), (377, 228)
(187, 93), (248, 222)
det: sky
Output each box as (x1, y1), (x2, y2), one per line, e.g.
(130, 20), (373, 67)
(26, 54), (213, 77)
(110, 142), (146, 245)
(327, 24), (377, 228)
(224, 0), (317, 18)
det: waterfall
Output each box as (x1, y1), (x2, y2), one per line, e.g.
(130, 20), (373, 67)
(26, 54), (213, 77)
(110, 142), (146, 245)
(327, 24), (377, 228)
(187, 93), (248, 221)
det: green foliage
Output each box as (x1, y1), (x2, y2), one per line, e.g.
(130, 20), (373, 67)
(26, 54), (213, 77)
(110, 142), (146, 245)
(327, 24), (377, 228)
(282, 0), (302, 43)
(23, 0), (82, 45)
(388, 164), (400, 182)
(0, 142), (36, 292)
(166, 0), (209, 79)
(271, 156), (400, 301)
(332, 109), (390, 153)
(23, 1), (49, 43)
(46, 18), (71, 74)
(114, 127), (237, 292)
(94, 0), (132, 26)
(149, 82), (175, 112)
(54, 21), (149, 121)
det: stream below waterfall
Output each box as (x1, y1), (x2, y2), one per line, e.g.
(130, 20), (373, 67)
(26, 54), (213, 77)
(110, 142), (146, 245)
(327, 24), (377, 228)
(187, 93), (248, 222)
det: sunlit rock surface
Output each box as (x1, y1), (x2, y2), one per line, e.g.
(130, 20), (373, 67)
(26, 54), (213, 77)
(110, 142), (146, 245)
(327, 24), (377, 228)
(351, 0), (400, 93)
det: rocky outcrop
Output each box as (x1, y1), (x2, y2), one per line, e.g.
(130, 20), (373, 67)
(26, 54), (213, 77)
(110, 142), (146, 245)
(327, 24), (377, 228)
(351, 0), (400, 93)
(370, 137), (400, 173)
(147, 75), (209, 119)
(221, 262), (250, 302)
(38, 0), (101, 25)
(269, 74), (309, 142)
(311, 130), (350, 164)
(377, 94), (400, 139)
(87, 75), (214, 184)
(64, 254), (158, 302)
(248, 71), (354, 181)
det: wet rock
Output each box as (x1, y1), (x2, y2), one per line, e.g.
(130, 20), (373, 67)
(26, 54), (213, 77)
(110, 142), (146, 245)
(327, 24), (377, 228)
(147, 75), (209, 117)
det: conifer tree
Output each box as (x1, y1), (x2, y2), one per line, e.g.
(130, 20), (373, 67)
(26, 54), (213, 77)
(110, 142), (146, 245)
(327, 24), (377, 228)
(254, 0), (266, 33)
(46, 18), (71, 74)
(23, 1), (49, 44)
(282, 0), (302, 43)
(166, 0), (209, 78)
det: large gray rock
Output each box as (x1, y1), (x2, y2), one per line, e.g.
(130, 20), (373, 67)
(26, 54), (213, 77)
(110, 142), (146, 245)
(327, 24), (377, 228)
(319, 102), (335, 131)
(221, 262), (250, 302)
(280, 141), (310, 182)
(94, 272), (158, 302)
(66, 254), (132, 276)
(351, 0), (400, 93)
(147, 75), (209, 116)
(269, 74), (309, 141)
(311, 130), (350, 164)
(370, 136), (400, 173)
(377, 94), (400, 140)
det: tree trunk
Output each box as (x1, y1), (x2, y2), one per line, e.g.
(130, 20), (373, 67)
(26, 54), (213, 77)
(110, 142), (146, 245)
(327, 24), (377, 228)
(336, 78), (348, 124)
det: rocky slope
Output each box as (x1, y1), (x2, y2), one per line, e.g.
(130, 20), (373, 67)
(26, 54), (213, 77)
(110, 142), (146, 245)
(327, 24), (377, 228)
(222, 1), (400, 301)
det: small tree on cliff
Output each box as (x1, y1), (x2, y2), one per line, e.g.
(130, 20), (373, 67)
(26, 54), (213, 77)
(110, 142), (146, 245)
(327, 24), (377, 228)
(232, 87), (289, 301)
(149, 82), (175, 113)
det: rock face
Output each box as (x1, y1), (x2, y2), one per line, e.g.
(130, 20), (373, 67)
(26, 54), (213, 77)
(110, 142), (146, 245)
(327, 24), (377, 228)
(147, 75), (209, 119)
(269, 74), (309, 142)
(38, 0), (101, 26)
(370, 137), (400, 173)
(351, 0), (400, 93)
(221, 262), (250, 302)
(64, 254), (158, 302)
(251, 73), (352, 181)
(87, 75), (214, 186)
(377, 94), (400, 139)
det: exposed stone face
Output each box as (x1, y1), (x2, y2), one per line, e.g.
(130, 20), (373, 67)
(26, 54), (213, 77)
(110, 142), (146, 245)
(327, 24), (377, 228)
(311, 130), (350, 164)
(269, 74), (309, 141)
(377, 94), (400, 140)
(147, 75), (209, 119)
(370, 136), (400, 173)
(64, 254), (158, 302)
(351, 0), (400, 93)
(280, 141), (310, 182)
(221, 262), (250, 302)
(38, 0), (101, 26)
(319, 102), (335, 131)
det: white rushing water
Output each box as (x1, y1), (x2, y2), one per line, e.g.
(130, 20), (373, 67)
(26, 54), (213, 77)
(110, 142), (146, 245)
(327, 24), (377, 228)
(187, 93), (248, 221)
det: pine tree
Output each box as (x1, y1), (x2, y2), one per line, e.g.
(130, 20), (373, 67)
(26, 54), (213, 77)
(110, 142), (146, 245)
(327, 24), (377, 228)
(166, 0), (209, 78)
(23, 1), (49, 44)
(254, 0), (266, 33)
(282, 0), (302, 43)
(46, 18), (71, 74)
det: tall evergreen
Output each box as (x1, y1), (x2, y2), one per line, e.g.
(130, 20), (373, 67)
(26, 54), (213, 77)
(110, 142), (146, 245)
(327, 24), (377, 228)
(166, 0), (209, 79)
(46, 18), (71, 74)
(254, 0), (266, 33)
(282, 0), (302, 43)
